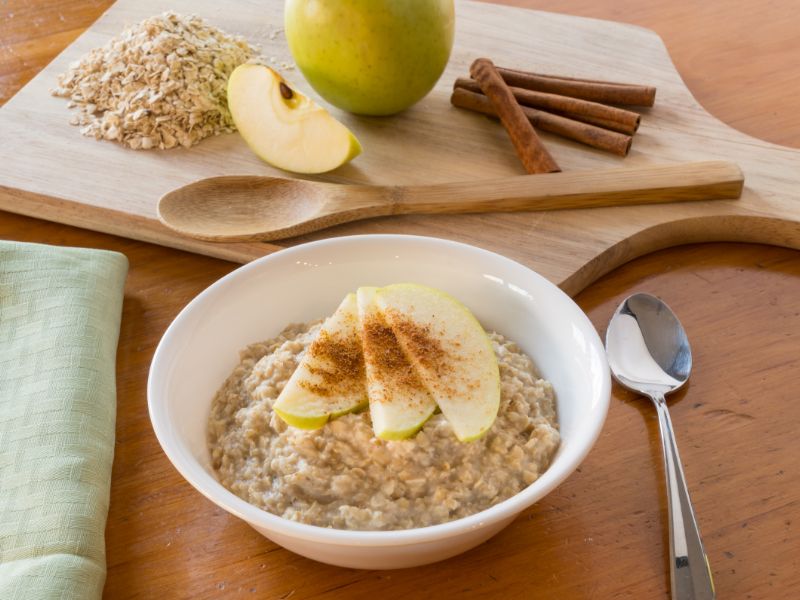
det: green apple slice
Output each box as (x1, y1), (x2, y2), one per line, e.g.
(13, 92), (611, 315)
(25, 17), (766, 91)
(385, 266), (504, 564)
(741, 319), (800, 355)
(273, 293), (367, 429)
(357, 287), (437, 440)
(227, 64), (362, 174)
(375, 283), (500, 442)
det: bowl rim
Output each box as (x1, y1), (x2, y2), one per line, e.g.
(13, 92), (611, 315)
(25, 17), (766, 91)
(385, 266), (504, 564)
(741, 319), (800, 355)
(148, 234), (610, 546)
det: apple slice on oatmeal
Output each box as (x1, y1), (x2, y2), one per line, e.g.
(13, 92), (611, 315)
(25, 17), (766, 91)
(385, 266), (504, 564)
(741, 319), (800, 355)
(375, 284), (501, 442)
(357, 286), (437, 441)
(273, 293), (367, 428)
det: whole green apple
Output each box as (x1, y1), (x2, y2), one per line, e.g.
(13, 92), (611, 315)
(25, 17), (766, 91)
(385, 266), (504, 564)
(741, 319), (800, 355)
(284, 0), (455, 116)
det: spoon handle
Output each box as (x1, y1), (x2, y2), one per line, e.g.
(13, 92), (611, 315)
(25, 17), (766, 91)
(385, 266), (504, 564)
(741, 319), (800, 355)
(398, 161), (742, 213)
(652, 393), (716, 600)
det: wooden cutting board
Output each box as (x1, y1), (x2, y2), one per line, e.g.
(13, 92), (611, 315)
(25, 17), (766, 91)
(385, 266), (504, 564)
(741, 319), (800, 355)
(0, 0), (798, 294)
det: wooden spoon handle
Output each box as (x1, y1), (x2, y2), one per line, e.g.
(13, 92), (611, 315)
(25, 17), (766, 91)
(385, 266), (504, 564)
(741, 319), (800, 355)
(397, 161), (743, 214)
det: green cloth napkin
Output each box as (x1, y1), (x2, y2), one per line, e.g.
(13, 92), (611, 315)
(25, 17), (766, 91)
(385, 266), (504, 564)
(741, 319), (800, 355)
(0, 241), (128, 600)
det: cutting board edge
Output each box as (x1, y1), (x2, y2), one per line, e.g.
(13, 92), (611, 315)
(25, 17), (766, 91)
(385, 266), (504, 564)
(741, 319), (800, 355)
(469, 0), (800, 159)
(4, 183), (799, 297)
(558, 213), (800, 295)
(0, 185), (276, 263)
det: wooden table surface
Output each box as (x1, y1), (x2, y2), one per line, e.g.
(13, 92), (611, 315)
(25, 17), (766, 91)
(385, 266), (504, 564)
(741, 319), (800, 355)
(2, 1), (798, 598)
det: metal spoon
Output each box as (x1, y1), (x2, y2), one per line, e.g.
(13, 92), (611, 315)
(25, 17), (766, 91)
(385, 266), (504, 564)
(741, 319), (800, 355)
(605, 293), (715, 600)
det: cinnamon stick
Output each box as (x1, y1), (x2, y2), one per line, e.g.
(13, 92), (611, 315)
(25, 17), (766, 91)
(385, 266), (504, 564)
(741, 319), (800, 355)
(454, 77), (640, 135)
(451, 87), (632, 157)
(547, 111), (637, 135)
(469, 58), (560, 174)
(497, 67), (656, 107)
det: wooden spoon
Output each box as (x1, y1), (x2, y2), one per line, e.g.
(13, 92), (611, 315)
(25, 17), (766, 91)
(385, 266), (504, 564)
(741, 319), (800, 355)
(158, 161), (743, 242)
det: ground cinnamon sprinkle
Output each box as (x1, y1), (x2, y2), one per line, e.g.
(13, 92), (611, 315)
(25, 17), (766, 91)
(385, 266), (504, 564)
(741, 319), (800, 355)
(386, 311), (472, 401)
(298, 326), (365, 398)
(389, 313), (450, 378)
(361, 316), (426, 404)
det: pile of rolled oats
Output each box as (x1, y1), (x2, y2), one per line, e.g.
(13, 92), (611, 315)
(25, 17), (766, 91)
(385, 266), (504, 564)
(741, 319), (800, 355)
(52, 12), (258, 150)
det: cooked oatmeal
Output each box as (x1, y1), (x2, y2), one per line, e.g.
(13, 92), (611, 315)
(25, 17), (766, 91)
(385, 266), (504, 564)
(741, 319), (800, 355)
(208, 322), (560, 531)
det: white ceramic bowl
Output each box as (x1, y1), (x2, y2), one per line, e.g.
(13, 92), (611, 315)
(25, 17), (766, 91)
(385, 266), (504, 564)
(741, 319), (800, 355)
(148, 235), (610, 569)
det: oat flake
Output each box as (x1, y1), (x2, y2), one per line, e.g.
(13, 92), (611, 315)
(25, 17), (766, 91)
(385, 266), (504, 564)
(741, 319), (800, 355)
(52, 12), (260, 150)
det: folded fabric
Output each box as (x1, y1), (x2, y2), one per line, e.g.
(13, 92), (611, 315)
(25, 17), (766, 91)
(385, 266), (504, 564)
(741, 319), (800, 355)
(0, 241), (128, 600)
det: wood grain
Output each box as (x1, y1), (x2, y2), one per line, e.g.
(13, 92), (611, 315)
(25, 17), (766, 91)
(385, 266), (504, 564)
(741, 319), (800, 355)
(158, 161), (743, 242)
(1, 1), (798, 599)
(492, 0), (800, 150)
(0, 0), (799, 294)
(0, 0), (115, 105)
(3, 213), (798, 599)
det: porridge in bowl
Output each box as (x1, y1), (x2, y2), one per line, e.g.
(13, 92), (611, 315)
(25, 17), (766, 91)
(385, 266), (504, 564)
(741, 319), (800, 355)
(207, 285), (560, 531)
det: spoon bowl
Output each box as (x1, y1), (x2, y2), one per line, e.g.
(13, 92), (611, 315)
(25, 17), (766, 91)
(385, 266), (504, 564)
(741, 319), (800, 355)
(606, 293), (714, 600)
(606, 292), (692, 397)
(157, 176), (335, 240)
